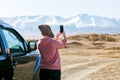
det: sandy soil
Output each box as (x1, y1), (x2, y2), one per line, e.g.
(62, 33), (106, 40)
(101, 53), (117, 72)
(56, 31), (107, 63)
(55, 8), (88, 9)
(59, 34), (120, 80)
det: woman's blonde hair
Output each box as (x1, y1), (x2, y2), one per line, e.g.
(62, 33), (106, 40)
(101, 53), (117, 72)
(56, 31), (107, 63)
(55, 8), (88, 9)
(38, 24), (54, 38)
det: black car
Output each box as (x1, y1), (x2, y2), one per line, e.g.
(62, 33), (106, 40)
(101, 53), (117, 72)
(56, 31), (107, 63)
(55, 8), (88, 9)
(0, 22), (40, 80)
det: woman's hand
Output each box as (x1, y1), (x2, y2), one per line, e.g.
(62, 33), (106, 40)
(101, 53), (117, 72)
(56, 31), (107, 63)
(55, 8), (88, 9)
(55, 33), (61, 40)
(55, 32), (66, 40)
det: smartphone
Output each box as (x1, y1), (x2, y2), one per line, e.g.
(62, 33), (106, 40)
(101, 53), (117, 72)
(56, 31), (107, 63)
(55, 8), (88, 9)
(60, 25), (64, 33)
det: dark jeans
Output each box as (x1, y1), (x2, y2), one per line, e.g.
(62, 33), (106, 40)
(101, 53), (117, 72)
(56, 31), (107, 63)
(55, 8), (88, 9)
(0, 68), (14, 80)
(39, 69), (61, 80)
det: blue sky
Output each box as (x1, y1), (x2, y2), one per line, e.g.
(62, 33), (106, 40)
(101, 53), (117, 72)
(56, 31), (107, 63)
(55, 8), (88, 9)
(0, 0), (120, 18)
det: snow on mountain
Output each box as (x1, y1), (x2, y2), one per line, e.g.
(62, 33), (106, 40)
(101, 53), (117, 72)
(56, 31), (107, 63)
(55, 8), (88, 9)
(0, 14), (120, 39)
(0, 19), (13, 27)
(64, 14), (120, 27)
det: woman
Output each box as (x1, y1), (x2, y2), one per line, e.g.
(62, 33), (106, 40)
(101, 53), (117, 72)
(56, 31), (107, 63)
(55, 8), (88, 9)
(37, 24), (67, 80)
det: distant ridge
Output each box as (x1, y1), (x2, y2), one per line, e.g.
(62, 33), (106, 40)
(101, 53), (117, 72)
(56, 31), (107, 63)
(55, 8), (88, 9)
(0, 14), (120, 39)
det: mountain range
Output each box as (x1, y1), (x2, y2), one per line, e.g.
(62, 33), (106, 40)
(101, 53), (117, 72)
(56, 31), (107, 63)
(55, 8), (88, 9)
(0, 14), (120, 39)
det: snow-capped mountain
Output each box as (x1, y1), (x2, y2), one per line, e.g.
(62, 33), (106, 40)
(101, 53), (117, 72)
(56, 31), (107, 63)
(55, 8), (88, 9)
(0, 14), (120, 39)
(0, 19), (13, 27)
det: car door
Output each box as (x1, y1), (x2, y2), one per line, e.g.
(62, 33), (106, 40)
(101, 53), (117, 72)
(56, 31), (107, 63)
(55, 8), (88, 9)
(0, 35), (3, 57)
(1, 27), (40, 80)
(0, 42), (2, 56)
(0, 36), (5, 60)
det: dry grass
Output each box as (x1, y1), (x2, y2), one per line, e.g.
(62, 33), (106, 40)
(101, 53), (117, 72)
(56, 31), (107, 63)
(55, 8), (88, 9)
(14, 34), (120, 80)
(83, 62), (120, 80)
(14, 62), (34, 80)
(60, 34), (120, 80)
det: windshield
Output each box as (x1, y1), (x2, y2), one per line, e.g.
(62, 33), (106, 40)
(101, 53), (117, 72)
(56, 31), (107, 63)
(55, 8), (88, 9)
(2, 28), (25, 54)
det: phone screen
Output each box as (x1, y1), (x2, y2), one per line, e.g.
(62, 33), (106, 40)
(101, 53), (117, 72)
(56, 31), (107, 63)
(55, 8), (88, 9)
(60, 25), (64, 33)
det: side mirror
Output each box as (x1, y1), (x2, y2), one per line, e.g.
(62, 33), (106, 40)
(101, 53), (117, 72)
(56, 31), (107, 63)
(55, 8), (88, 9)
(28, 41), (37, 52)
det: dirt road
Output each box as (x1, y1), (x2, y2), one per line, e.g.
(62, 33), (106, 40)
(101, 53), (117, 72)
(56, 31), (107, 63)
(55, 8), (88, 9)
(60, 46), (120, 80)
(59, 34), (120, 80)
(61, 55), (120, 80)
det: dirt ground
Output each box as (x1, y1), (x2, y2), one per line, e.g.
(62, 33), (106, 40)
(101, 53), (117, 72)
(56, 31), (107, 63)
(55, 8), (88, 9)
(60, 34), (120, 80)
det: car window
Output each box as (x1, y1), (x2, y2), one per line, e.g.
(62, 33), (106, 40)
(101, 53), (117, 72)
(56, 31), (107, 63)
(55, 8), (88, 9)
(2, 29), (25, 55)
